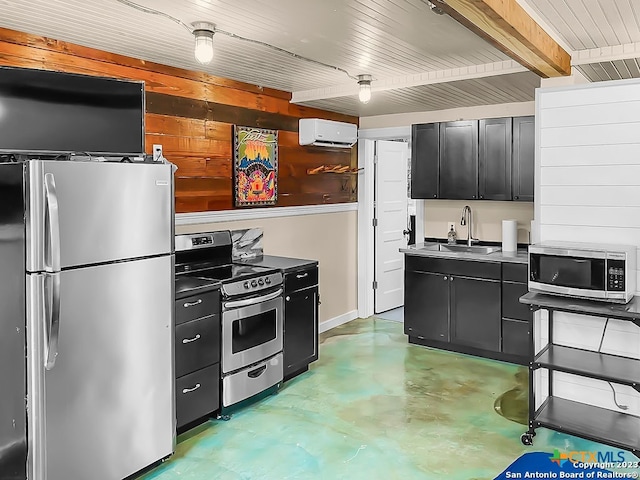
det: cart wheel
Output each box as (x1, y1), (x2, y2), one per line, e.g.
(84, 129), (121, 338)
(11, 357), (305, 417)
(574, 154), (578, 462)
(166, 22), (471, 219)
(218, 414), (232, 421)
(521, 433), (534, 446)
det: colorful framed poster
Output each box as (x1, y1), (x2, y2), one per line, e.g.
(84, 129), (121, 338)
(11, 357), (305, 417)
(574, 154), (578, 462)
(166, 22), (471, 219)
(233, 126), (278, 207)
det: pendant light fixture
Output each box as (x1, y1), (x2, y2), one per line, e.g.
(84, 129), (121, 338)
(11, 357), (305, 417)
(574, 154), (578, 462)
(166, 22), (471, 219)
(192, 22), (216, 65)
(357, 75), (373, 104)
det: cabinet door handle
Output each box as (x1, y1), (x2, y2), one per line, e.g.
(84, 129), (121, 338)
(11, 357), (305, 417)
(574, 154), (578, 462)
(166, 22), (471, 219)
(450, 277), (454, 282)
(182, 334), (201, 344)
(183, 299), (203, 308)
(296, 272), (309, 279)
(285, 296), (291, 301)
(443, 276), (448, 280)
(182, 383), (201, 394)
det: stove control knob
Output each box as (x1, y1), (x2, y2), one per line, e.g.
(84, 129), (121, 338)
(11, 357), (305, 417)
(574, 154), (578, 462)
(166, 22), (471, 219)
(251, 280), (258, 288)
(265, 277), (271, 285)
(258, 278), (265, 286)
(244, 281), (250, 289)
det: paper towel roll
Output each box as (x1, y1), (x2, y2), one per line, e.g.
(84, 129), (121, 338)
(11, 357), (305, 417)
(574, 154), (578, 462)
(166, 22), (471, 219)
(502, 220), (518, 252)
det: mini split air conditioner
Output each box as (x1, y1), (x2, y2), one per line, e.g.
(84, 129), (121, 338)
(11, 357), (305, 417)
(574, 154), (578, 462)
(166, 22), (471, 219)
(299, 118), (358, 148)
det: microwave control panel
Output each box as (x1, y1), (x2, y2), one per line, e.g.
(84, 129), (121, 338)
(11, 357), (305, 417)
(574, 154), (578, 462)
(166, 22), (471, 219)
(606, 259), (626, 291)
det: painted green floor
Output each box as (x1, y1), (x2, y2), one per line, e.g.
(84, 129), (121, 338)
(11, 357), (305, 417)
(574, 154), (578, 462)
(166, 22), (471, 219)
(138, 317), (627, 480)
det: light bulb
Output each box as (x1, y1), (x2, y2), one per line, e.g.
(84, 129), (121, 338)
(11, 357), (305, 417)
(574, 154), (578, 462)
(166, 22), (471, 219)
(358, 83), (371, 104)
(357, 74), (372, 104)
(192, 22), (216, 65)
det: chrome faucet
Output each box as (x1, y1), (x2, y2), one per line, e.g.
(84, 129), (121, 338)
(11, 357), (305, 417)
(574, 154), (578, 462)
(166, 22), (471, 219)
(460, 205), (479, 247)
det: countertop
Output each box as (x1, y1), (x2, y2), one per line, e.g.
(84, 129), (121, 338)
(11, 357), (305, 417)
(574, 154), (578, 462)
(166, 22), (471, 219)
(175, 276), (221, 300)
(401, 242), (529, 264)
(236, 254), (318, 273)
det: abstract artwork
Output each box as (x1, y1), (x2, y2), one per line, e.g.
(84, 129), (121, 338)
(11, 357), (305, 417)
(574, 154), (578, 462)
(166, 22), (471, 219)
(233, 126), (278, 207)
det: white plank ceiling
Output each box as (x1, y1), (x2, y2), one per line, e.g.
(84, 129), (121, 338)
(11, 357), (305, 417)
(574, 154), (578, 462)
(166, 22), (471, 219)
(0, 0), (639, 116)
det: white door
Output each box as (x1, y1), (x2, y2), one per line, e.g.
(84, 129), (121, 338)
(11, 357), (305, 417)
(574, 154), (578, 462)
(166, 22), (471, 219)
(374, 140), (409, 313)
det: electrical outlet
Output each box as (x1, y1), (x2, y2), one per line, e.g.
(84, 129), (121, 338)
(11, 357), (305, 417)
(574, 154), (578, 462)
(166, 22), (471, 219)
(152, 144), (163, 162)
(447, 222), (456, 233)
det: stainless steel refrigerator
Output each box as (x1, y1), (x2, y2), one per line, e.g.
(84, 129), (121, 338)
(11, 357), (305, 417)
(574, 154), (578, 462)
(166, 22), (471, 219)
(0, 159), (175, 480)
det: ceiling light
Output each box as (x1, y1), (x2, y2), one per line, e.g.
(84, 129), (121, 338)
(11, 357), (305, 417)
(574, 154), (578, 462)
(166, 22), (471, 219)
(357, 75), (372, 104)
(192, 22), (216, 65)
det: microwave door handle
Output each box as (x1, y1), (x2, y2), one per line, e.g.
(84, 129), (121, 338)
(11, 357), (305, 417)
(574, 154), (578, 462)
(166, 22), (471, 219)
(44, 173), (61, 273)
(44, 272), (61, 370)
(223, 288), (283, 309)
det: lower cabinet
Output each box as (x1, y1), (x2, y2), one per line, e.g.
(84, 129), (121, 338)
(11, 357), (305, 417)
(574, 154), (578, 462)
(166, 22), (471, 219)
(501, 263), (532, 363)
(404, 270), (449, 342)
(450, 275), (501, 352)
(405, 255), (531, 364)
(174, 289), (221, 431)
(404, 256), (501, 356)
(283, 266), (319, 381)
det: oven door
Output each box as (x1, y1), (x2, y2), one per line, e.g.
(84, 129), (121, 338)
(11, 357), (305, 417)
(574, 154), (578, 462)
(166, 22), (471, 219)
(529, 250), (606, 299)
(221, 288), (283, 374)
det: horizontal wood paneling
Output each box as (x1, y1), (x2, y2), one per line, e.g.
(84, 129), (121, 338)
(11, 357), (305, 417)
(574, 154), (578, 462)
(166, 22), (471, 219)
(0, 27), (359, 213)
(540, 144), (640, 167)
(538, 80), (640, 412)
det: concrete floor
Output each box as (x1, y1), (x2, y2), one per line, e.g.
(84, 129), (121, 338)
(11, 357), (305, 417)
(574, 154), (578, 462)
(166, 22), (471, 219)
(138, 317), (628, 480)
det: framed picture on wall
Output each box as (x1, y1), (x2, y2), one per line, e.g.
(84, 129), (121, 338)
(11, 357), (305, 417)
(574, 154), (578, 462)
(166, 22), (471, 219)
(233, 126), (278, 207)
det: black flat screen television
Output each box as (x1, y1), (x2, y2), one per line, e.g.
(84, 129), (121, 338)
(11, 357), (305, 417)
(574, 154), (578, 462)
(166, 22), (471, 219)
(0, 67), (144, 155)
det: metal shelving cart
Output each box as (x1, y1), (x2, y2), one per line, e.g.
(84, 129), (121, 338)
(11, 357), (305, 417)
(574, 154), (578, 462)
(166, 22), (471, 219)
(519, 292), (640, 458)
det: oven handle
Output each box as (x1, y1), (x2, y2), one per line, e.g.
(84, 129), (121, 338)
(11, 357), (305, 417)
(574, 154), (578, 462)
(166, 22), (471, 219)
(223, 288), (283, 309)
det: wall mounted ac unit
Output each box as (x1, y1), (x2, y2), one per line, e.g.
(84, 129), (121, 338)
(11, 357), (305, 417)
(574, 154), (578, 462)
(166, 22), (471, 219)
(299, 118), (358, 148)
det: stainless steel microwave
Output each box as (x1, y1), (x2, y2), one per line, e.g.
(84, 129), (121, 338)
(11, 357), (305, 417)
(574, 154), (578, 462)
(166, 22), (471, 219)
(529, 241), (637, 304)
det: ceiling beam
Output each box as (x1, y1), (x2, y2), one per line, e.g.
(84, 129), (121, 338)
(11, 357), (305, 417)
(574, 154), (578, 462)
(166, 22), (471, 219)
(433, 0), (571, 78)
(291, 60), (527, 103)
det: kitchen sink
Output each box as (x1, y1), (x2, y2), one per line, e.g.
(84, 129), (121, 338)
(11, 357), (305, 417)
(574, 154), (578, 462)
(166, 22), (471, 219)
(437, 244), (501, 254)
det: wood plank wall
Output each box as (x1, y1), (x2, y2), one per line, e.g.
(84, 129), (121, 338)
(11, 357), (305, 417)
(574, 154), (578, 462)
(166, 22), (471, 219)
(0, 27), (359, 212)
(536, 80), (640, 417)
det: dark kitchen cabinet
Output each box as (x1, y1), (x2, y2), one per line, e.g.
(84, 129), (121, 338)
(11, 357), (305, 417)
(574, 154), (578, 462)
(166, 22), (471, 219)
(501, 263), (532, 364)
(411, 123), (439, 199)
(512, 116), (535, 202)
(479, 117), (512, 200)
(404, 270), (449, 342)
(450, 275), (501, 352)
(283, 266), (319, 381)
(439, 120), (478, 200)
(174, 288), (221, 431)
(404, 255), (502, 357)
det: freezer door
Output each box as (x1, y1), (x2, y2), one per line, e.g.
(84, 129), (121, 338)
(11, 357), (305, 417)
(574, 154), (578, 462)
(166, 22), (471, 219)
(28, 255), (175, 480)
(26, 160), (173, 272)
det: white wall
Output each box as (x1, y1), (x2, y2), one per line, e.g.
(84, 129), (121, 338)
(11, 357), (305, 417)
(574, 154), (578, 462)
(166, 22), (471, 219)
(535, 79), (640, 416)
(176, 210), (358, 328)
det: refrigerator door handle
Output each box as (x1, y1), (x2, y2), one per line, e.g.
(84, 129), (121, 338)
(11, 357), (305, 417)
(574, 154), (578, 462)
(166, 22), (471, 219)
(44, 172), (61, 273)
(45, 272), (61, 370)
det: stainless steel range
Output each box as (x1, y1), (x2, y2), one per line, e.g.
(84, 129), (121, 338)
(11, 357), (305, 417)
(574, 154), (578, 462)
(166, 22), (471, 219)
(175, 231), (284, 413)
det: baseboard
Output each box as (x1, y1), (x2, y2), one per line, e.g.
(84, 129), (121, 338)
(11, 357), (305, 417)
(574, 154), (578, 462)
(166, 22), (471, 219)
(319, 310), (358, 333)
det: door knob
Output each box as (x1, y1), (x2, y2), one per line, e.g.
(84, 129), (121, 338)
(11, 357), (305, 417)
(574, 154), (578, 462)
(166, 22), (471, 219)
(403, 229), (411, 235)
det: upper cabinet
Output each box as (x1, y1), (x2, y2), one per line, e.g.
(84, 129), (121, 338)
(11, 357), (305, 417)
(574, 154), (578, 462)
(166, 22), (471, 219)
(512, 116), (535, 202)
(411, 116), (534, 201)
(439, 121), (478, 200)
(411, 123), (439, 199)
(479, 117), (512, 201)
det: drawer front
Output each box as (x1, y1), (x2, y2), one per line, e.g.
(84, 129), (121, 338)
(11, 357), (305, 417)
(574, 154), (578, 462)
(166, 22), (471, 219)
(285, 267), (318, 292)
(222, 353), (283, 408)
(502, 281), (532, 321)
(405, 255), (500, 280)
(176, 364), (220, 429)
(175, 290), (220, 325)
(175, 315), (220, 377)
(502, 262), (528, 283)
(502, 318), (531, 356)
